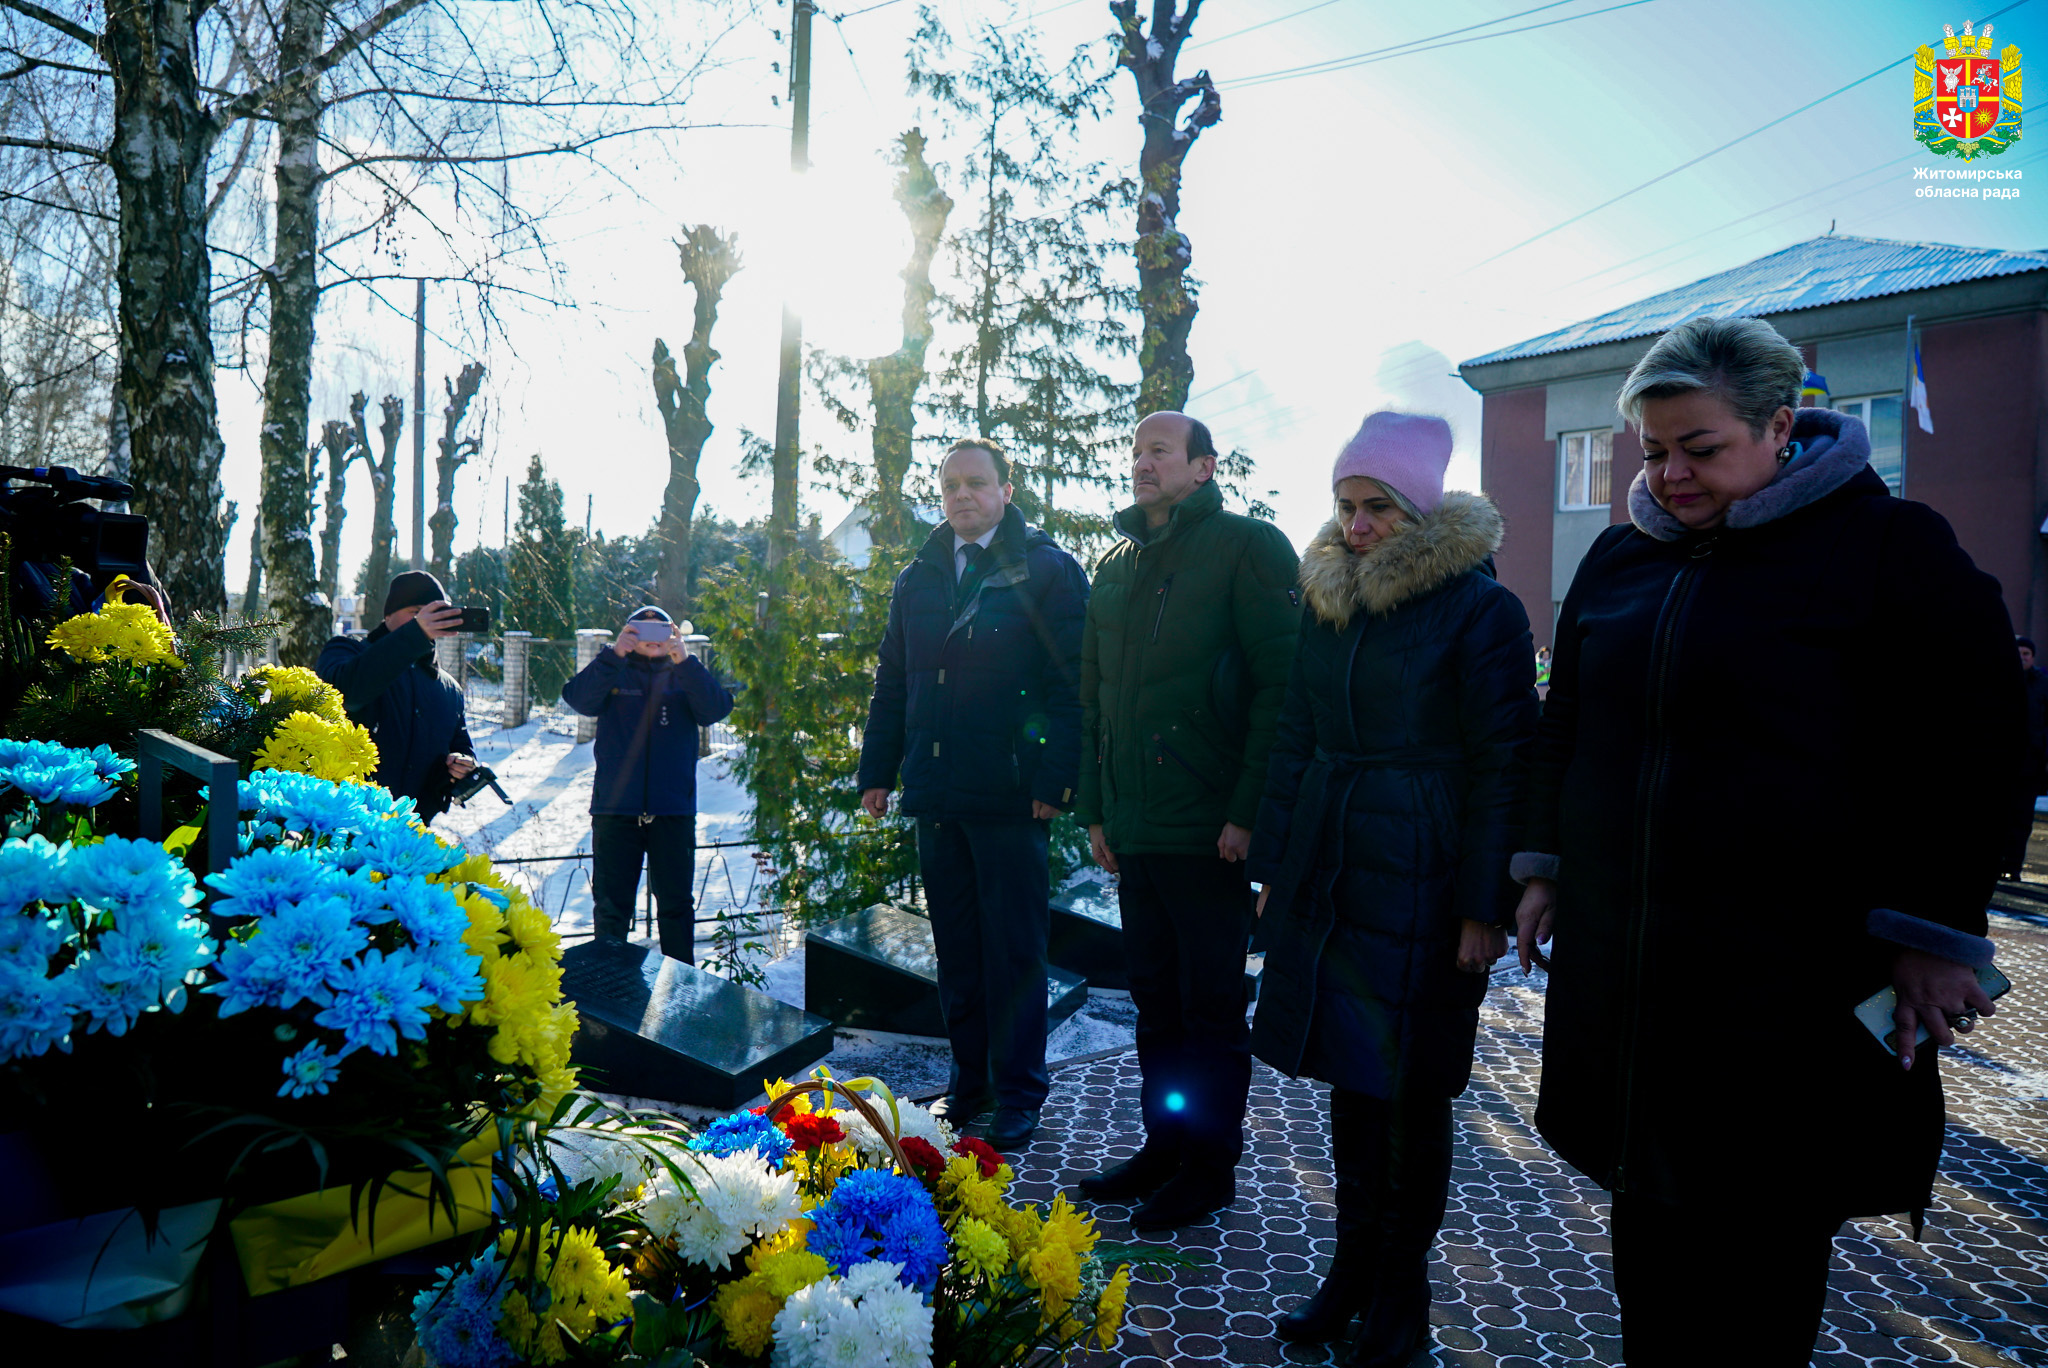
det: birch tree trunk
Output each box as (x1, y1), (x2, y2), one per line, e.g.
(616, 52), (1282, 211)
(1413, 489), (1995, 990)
(240, 511), (263, 623)
(1112, 0), (1221, 414)
(359, 393), (403, 611)
(428, 362), (485, 583)
(104, 0), (229, 618)
(866, 129), (951, 551)
(652, 225), (741, 614)
(254, 0), (330, 665)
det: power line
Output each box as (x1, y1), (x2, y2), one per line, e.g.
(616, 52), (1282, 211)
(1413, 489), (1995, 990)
(1224, 0), (1650, 90)
(831, 0), (911, 19)
(1461, 0), (2038, 274)
(1191, 0), (1353, 48)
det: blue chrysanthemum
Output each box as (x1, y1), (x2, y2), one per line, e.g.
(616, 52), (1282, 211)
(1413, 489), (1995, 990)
(804, 1205), (880, 1275)
(352, 820), (461, 878)
(278, 1041), (345, 1098)
(804, 1169), (944, 1289)
(876, 1202), (949, 1292)
(206, 847), (340, 918)
(69, 837), (200, 914)
(395, 940), (485, 1014)
(412, 1248), (516, 1368)
(2, 755), (117, 808)
(210, 894), (366, 1015)
(0, 907), (67, 972)
(315, 947), (435, 1056)
(689, 1110), (794, 1164)
(0, 834), (72, 911)
(0, 960), (76, 1062)
(87, 902), (213, 1012)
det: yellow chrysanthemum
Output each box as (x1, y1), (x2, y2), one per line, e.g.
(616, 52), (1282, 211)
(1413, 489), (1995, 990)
(1023, 1237), (1082, 1324)
(713, 1246), (829, 1357)
(247, 664), (346, 722)
(1095, 1264), (1132, 1350)
(1040, 1193), (1099, 1260)
(46, 601), (182, 667)
(253, 710), (379, 782)
(987, 1201), (1043, 1260)
(952, 1217), (1010, 1281)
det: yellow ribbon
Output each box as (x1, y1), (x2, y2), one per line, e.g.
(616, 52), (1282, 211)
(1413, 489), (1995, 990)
(227, 1131), (497, 1296)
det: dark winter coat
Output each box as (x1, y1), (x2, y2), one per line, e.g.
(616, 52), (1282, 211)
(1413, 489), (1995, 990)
(561, 649), (735, 817)
(1248, 493), (1537, 1099)
(1074, 480), (1302, 854)
(1522, 408), (2023, 1215)
(856, 505), (1089, 820)
(316, 621), (473, 820)
(2022, 666), (2048, 796)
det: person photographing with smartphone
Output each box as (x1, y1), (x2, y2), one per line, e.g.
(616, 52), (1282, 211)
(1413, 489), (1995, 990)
(562, 606), (734, 960)
(317, 570), (479, 821)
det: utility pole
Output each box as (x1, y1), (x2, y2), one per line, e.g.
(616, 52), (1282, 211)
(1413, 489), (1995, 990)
(503, 475), (510, 546)
(585, 492), (593, 539)
(766, 0), (814, 574)
(411, 279), (427, 571)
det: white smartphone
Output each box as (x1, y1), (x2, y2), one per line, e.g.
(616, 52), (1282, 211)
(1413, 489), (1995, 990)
(632, 620), (673, 642)
(1854, 963), (2012, 1055)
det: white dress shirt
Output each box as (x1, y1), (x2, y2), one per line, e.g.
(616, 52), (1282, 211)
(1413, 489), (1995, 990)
(952, 526), (998, 582)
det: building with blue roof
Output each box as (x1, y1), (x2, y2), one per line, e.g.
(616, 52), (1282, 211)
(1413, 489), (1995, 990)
(1458, 233), (2048, 645)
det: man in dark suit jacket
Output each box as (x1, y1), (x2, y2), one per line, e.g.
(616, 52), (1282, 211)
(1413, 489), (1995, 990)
(857, 439), (1090, 1151)
(316, 571), (475, 821)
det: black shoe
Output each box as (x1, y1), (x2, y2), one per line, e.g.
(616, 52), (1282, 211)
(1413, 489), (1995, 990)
(930, 1093), (993, 1127)
(1273, 1258), (1372, 1344)
(1076, 1146), (1181, 1203)
(986, 1107), (1039, 1151)
(1343, 1275), (1431, 1368)
(1130, 1168), (1236, 1231)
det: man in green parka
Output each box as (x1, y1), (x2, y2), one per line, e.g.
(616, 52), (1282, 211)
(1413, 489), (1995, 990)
(1072, 409), (1301, 1230)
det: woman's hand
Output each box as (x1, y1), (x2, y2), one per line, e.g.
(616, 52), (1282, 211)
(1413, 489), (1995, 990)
(1514, 877), (1557, 973)
(1457, 919), (1506, 974)
(1891, 949), (1996, 1070)
(1255, 885), (1270, 918)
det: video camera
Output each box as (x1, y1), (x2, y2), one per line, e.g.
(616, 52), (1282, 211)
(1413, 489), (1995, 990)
(0, 465), (151, 615)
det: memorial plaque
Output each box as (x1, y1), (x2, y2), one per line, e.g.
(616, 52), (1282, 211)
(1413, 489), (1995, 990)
(805, 904), (1089, 1037)
(562, 940), (834, 1110)
(1049, 884), (1126, 990)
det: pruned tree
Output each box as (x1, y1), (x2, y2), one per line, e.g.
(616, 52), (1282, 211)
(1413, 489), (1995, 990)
(864, 128), (952, 552)
(355, 391), (403, 611)
(1111, 0), (1222, 414)
(315, 415), (360, 607)
(428, 361), (485, 583)
(651, 225), (741, 616)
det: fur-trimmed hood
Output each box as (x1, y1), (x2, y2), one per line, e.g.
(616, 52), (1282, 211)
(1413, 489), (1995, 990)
(1300, 490), (1505, 627)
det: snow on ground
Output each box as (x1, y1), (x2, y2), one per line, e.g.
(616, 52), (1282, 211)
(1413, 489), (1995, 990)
(446, 695), (1139, 1115)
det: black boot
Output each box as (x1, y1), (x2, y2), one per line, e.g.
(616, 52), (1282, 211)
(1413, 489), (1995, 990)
(1343, 1093), (1452, 1368)
(1275, 1101), (1374, 1343)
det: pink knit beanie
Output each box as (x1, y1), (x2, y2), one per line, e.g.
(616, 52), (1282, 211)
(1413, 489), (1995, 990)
(1331, 411), (1453, 514)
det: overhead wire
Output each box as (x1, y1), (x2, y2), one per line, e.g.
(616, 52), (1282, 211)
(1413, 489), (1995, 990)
(1223, 0), (1654, 89)
(1460, 0), (2039, 274)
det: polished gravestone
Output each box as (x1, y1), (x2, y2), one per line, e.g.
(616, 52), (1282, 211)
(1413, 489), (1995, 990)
(805, 904), (1089, 1037)
(561, 939), (834, 1109)
(1049, 884), (1126, 990)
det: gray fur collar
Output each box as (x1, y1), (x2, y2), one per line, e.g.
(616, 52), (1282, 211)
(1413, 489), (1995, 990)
(1300, 490), (1504, 628)
(1628, 408), (1874, 542)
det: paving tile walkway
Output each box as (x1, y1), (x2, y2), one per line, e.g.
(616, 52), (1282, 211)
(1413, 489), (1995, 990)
(1002, 913), (2048, 1367)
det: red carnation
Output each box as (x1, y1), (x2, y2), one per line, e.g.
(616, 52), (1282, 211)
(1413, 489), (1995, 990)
(951, 1136), (1002, 1177)
(781, 1112), (846, 1151)
(898, 1136), (946, 1182)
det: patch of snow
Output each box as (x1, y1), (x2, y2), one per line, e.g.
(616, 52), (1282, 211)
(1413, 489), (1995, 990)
(1146, 37), (1163, 60)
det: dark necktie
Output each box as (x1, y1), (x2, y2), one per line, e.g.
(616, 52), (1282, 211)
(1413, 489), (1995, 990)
(957, 542), (985, 603)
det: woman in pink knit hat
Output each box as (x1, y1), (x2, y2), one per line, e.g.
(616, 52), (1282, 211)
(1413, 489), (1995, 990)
(1247, 411), (1537, 1366)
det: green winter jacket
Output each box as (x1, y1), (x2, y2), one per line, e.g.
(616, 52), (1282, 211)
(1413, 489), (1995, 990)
(1075, 479), (1301, 854)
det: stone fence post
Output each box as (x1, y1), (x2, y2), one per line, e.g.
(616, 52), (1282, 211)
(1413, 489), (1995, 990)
(434, 632), (467, 685)
(573, 630), (611, 744)
(502, 631), (532, 729)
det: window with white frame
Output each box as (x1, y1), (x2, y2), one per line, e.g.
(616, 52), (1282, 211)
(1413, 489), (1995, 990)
(1831, 394), (1903, 493)
(1557, 429), (1613, 510)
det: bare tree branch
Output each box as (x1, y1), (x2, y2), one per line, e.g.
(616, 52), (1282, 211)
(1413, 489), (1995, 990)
(0, 133), (103, 159)
(212, 0), (429, 123)
(312, 120), (732, 180)
(0, 0), (102, 53)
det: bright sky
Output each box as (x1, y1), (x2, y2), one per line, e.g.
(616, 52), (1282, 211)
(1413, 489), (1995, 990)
(219, 0), (2048, 593)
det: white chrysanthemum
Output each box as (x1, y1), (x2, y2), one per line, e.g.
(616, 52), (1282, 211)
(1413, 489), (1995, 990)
(825, 1097), (955, 1165)
(546, 1129), (651, 1194)
(770, 1262), (934, 1368)
(641, 1150), (803, 1269)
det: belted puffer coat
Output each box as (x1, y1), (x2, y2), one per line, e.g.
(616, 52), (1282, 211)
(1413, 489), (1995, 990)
(1248, 492), (1538, 1099)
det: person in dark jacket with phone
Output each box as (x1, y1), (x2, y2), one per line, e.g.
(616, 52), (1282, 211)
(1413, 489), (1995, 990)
(1249, 413), (1536, 1366)
(857, 439), (1090, 1151)
(1071, 411), (1301, 1231)
(1514, 316), (2021, 1367)
(316, 570), (476, 821)
(562, 606), (734, 959)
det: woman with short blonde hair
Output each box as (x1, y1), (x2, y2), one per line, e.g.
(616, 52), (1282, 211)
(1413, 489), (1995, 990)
(1515, 314), (2023, 1364)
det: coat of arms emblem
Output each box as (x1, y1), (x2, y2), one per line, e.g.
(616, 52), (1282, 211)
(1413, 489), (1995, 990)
(1916, 21), (2022, 159)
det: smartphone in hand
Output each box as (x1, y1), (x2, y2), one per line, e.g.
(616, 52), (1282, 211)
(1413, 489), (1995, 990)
(1854, 963), (2012, 1054)
(456, 606), (491, 633)
(634, 620), (673, 643)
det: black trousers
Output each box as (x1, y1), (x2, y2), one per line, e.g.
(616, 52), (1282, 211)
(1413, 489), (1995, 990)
(1329, 1087), (1455, 1293)
(591, 814), (695, 959)
(1115, 851), (1255, 1170)
(1610, 1195), (1841, 1367)
(917, 818), (1052, 1111)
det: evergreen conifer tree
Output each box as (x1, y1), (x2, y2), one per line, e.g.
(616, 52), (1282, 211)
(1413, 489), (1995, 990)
(506, 455), (573, 642)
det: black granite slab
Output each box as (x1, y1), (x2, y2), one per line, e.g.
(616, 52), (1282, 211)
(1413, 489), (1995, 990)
(561, 939), (834, 1110)
(1048, 885), (1126, 990)
(804, 904), (1089, 1037)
